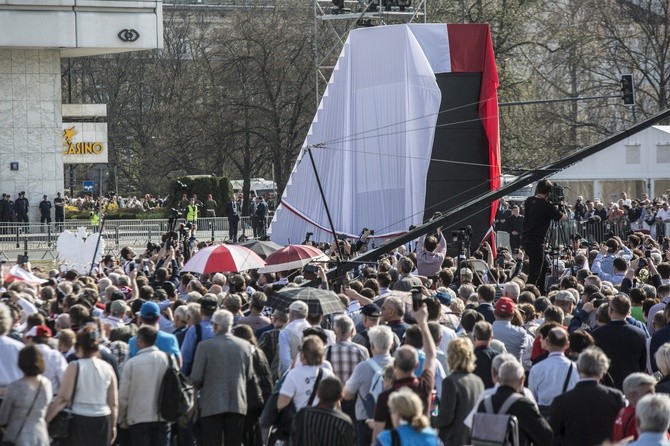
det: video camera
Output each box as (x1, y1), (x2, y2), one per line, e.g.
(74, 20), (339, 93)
(548, 183), (565, 205)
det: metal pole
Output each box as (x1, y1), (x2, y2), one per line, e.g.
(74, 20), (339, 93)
(306, 147), (345, 260)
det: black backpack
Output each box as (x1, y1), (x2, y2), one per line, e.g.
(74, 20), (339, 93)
(158, 353), (195, 423)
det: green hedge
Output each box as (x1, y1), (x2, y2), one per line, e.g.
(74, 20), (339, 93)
(170, 176), (233, 217)
(66, 208), (167, 220)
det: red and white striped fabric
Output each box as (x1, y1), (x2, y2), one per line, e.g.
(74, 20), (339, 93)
(269, 23), (500, 246)
(4, 264), (42, 284)
(181, 244), (266, 274)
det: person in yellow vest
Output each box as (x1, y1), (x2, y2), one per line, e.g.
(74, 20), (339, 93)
(186, 197), (198, 224)
(90, 211), (100, 232)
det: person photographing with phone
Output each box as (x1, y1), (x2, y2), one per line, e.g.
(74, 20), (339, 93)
(521, 179), (567, 293)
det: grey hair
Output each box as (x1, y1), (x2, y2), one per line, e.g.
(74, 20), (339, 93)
(58, 281), (73, 296)
(212, 309), (234, 333)
(186, 303), (202, 325)
(492, 353), (517, 376)
(97, 278), (112, 293)
(655, 343), (670, 376)
(334, 315), (355, 337)
(637, 394), (670, 433)
(458, 284), (475, 301)
(503, 282), (520, 301)
(174, 305), (189, 322)
(0, 303), (12, 335)
(211, 273), (226, 286)
(577, 347), (610, 378)
(55, 313), (71, 330)
(622, 373), (656, 399)
(497, 360), (524, 387)
(368, 325), (393, 352)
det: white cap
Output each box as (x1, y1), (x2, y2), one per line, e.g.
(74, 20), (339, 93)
(288, 300), (309, 315)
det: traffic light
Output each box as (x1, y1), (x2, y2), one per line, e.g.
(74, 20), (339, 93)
(621, 74), (635, 106)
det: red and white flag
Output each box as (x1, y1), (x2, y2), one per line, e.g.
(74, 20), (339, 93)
(4, 264), (42, 284)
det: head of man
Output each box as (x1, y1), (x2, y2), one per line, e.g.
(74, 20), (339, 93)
(473, 320), (493, 347)
(577, 346), (610, 380)
(535, 179), (553, 198)
(288, 300), (308, 321)
(424, 235), (438, 252)
(622, 373), (656, 408)
(316, 376), (344, 408)
(139, 301), (160, 326)
(554, 290), (576, 315)
(608, 294), (631, 321)
(334, 315), (355, 341)
(477, 284), (495, 304)
(494, 297), (515, 321)
(300, 335), (325, 366)
(543, 326), (569, 353)
(502, 282), (520, 302)
(497, 360), (525, 391)
(212, 309), (234, 334)
(136, 325), (158, 350)
(636, 394), (670, 435)
(393, 345), (419, 379)
(361, 303), (381, 328)
(381, 297), (404, 323)
(397, 257), (414, 275)
(368, 325), (393, 356)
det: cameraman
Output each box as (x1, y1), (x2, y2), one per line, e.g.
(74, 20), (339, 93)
(521, 179), (567, 292)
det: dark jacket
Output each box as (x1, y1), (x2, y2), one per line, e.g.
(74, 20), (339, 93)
(473, 346), (498, 389)
(434, 372), (484, 445)
(476, 303), (495, 324)
(550, 380), (624, 446)
(592, 320), (646, 389)
(656, 375), (670, 395)
(476, 385), (552, 446)
(650, 325), (670, 373)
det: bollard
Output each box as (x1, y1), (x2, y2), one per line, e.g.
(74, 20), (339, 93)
(15, 227), (20, 249)
(210, 222), (215, 243)
(47, 225), (52, 248)
(115, 226), (120, 248)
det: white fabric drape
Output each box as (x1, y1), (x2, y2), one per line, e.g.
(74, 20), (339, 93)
(269, 25), (449, 244)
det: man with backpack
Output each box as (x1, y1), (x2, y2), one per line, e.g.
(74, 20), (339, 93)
(119, 326), (171, 445)
(343, 325), (393, 446)
(473, 361), (552, 446)
(181, 295), (217, 375)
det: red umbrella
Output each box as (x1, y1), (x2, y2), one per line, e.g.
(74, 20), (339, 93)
(258, 245), (328, 273)
(181, 244), (266, 274)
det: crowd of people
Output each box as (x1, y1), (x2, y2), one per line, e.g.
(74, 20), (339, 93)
(4, 180), (670, 446)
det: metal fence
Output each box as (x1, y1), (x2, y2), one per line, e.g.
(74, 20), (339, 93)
(0, 216), (272, 261)
(497, 218), (669, 251)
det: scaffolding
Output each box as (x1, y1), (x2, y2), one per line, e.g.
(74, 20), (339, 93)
(313, 0), (426, 105)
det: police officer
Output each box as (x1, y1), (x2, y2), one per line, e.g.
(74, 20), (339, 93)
(90, 211), (100, 232)
(255, 196), (268, 237)
(54, 192), (65, 231)
(15, 191), (29, 225)
(39, 195), (52, 225)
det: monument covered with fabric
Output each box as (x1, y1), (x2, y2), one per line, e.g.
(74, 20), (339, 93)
(269, 23), (500, 247)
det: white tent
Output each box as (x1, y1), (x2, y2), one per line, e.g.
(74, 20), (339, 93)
(550, 125), (670, 201)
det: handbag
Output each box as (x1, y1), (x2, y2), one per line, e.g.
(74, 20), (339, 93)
(48, 361), (79, 440)
(0, 378), (43, 446)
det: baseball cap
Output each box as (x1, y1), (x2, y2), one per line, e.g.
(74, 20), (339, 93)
(361, 303), (381, 318)
(139, 301), (160, 320)
(199, 296), (218, 312)
(25, 325), (52, 338)
(435, 291), (452, 306)
(495, 297), (515, 316)
(288, 300), (308, 314)
(554, 290), (577, 305)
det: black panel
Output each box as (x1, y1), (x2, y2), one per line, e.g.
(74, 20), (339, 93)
(423, 72), (492, 254)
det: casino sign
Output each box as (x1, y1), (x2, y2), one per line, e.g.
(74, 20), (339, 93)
(62, 122), (108, 164)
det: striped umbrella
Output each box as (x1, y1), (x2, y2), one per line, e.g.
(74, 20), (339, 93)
(181, 244), (265, 274)
(258, 245), (329, 273)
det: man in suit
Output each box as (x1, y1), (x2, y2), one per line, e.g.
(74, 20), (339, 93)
(226, 195), (240, 243)
(190, 309), (254, 446)
(475, 360), (552, 446)
(550, 346), (625, 446)
(475, 284), (496, 324)
(592, 294), (647, 389)
(254, 196), (268, 237)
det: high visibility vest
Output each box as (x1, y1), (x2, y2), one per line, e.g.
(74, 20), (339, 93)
(186, 204), (198, 222)
(90, 213), (99, 227)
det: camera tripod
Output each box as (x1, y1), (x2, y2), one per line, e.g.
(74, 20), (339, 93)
(544, 215), (570, 288)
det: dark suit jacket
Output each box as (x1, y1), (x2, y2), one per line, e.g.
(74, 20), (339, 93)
(550, 380), (624, 446)
(477, 385), (552, 446)
(435, 372), (484, 445)
(226, 201), (240, 220)
(476, 303), (495, 324)
(650, 325), (670, 372)
(592, 320), (646, 389)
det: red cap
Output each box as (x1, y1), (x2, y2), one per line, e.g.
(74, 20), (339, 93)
(495, 297), (515, 316)
(25, 324), (52, 338)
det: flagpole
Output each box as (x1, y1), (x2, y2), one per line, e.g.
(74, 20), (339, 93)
(305, 146), (346, 262)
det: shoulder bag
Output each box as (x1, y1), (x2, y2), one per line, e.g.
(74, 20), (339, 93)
(0, 378), (43, 446)
(48, 362), (79, 439)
